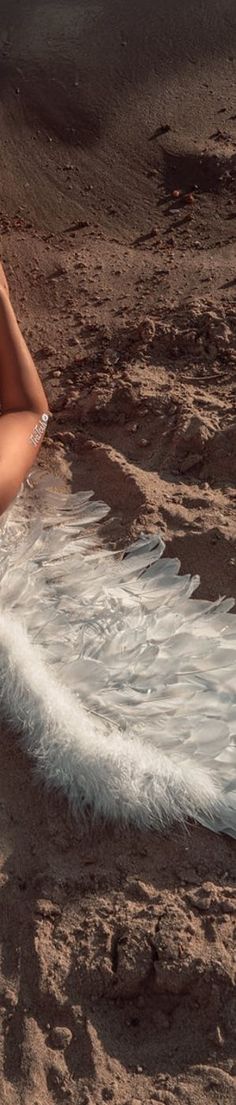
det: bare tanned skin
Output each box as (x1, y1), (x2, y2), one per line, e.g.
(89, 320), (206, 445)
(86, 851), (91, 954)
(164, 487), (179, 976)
(0, 262), (49, 515)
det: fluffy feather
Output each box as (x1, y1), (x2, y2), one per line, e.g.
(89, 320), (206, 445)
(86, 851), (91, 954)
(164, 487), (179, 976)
(0, 475), (235, 837)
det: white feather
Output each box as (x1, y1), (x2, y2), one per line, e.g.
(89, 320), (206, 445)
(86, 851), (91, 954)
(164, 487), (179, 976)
(0, 476), (235, 837)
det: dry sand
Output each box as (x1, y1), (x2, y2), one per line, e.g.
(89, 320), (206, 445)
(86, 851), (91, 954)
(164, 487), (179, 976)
(0, 3), (235, 1103)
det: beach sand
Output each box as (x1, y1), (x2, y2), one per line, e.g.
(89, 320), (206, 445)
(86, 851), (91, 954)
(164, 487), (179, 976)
(0, 3), (235, 1102)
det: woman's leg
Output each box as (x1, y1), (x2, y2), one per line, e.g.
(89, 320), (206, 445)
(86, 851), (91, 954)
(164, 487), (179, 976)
(0, 265), (50, 515)
(0, 272), (48, 415)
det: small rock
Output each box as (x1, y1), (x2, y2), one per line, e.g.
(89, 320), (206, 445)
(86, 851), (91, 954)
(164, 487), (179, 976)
(210, 528), (221, 543)
(139, 317), (156, 342)
(152, 1093), (177, 1104)
(57, 431), (76, 446)
(180, 452), (202, 472)
(1, 987), (18, 1009)
(49, 1026), (72, 1050)
(215, 1024), (224, 1047)
(102, 1090), (114, 1102)
(35, 900), (61, 920)
(147, 168), (159, 178)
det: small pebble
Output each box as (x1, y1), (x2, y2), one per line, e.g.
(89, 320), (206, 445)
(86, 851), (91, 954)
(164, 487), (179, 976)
(139, 317), (156, 342)
(57, 431), (76, 446)
(49, 1026), (72, 1050)
(215, 1024), (224, 1047)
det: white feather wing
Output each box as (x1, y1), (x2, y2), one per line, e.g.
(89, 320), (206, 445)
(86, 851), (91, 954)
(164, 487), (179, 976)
(0, 476), (235, 837)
